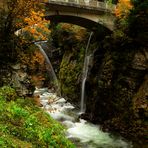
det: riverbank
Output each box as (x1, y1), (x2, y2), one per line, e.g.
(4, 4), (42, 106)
(0, 86), (75, 147)
(35, 87), (133, 148)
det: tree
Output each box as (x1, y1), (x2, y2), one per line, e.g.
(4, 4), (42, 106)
(0, 0), (40, 38)
(115, 0), (133, 30)
(115, 0), (133, 18)
(0, 0), (50, 64)
(127, 0), (148, 46)
(21, 10), (50, 41)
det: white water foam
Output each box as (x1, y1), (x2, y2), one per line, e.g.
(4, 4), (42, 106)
(36, 88), (132, 148)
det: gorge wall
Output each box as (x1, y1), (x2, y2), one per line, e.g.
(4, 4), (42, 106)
(50, 23), (147, 144)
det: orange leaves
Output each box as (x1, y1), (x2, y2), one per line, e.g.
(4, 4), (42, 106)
(11, 0), (38, 26)
(24, 10), (44, 26)
(115, 0), (133, 18)
(22, 8), (50, 41)
(23, 23), (51, 41)
(11, 0), (50, 41)
(19, 47), (47, 87)
(19, 48), (45, 72)
(30, 28), (36, 34)
(32, 50), (45, 66)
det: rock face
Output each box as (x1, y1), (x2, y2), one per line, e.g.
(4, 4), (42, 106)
(11, 64), (34, 96)
(51, 24), (87, 103)
(84, 43), (148, 142)
(0, 64), (34, 97)
(51, 23), (108, 104)
(59, 49), (84, 102)
(50, 24), (147, 142)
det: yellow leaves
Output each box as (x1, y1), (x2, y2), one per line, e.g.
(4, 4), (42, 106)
(9, 0), (50, 41)
(22, 7), (50, 41)
(115, 0), (133, 18)
(19, 48), (47, 87)
(19, 49), (46, 72)
(23, 23), (50, 41)
(30, 28), (36, 34)
(24, 10), (43, 26)
(30, 50), (45, 68)
(35, 50), (44, 63)
(75, 29), (86, 41)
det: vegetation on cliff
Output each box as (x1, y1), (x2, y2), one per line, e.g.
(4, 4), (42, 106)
(0, 1), (74, 147)
(0, 0), (51, 88)
(0, 0), (50, 65)
(51, 24), (88, 101)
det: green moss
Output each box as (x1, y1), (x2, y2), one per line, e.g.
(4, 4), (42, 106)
(0, 86), (75, 148)
(0, 86), (17, 101)
(0, 132), (33, 148)
(59, 47), (85, 100)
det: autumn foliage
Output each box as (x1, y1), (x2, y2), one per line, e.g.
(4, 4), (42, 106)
(22, 10), (50, 41)
(18, 46), (47, 87)
(19, 50), (45, 71)
(115, 0), (133, 18)
(1, 0), (50, 41)
(60, 23), (87, 41)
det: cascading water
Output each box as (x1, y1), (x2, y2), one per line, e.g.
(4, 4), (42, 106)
(34, 88), (133, 148)
(35, 41), (61, 96)
(80, 32), (93, 113)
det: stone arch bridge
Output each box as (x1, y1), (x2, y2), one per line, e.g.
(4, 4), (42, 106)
(42, 0), (116, 32)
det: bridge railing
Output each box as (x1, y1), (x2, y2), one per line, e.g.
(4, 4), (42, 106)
(44, 0), (116, 13)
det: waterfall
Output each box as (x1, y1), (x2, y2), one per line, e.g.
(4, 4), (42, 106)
(35, 41), (61, 96)
(80, 32), (93, 113)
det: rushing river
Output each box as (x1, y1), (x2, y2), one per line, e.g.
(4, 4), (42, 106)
(34, 88), (133, 148)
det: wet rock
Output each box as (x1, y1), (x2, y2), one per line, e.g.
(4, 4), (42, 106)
(55, 98), (66, 103)
(33, 95), (43, 107)
(132, 50), (148, 70)
(0, 64), (35, 97)
(133, 74), (148, 119)
(84, 44), (148, 142)
(11, 64), (21, 70)
(10, 69), (34, 96)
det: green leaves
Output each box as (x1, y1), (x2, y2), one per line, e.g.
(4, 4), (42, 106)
(0, 86), (75, 147)
(24, 114), (38, 129)
(8, 103), (29, 119)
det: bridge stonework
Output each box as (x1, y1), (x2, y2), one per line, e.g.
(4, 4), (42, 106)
(43, 0), (116, 31)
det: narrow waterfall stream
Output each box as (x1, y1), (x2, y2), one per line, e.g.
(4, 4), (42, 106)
(80, 32), (93, 113)
(35, 41), (61, 96)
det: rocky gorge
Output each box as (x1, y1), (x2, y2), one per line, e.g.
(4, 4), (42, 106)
(48, 23), (148, 146)
(0, 0), (147, 147)
(0, 22), (147, 146)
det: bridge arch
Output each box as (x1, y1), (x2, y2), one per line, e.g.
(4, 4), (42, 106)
(44, 0), (116, 32)
(45, 15), (112, 34)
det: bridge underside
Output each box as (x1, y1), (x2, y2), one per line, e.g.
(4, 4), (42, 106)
(45, 15), (112, 34)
